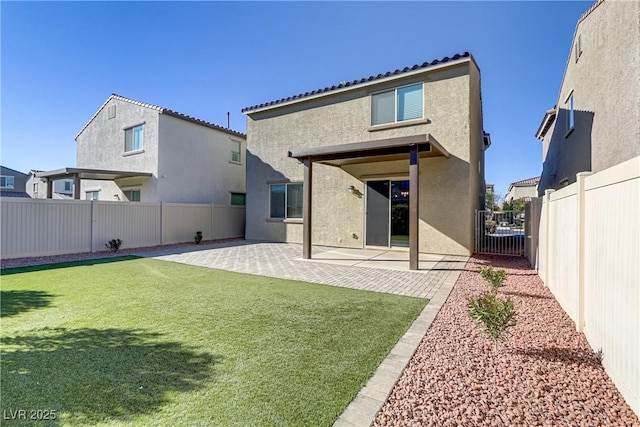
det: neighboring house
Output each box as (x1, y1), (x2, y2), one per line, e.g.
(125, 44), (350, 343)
(505, 176), (540, 203)
(0, 166), (30, 198)
(243, 52), (489, 261)
(535, 0), (640, 195)
(39, 94), (246, 204)
(27, 170), (74, 199)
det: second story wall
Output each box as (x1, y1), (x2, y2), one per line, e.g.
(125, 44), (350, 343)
(540, 0), (640, 194)
(157, 115), (246, 204)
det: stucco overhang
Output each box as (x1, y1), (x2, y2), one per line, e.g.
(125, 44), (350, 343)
(288, 134), (449, 167)
(535, 108), (557, 140)
(36, 167), (152, 181)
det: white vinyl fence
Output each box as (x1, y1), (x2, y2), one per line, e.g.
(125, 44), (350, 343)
(0, 199), (245, 259)
(537, 156), (639, 416)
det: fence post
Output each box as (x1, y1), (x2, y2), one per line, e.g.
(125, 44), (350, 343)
(160, 202), (165, 246)
(543, 189), (555, 286)
(90, 200), (96, 253)
(575, 171), (593, 332)
(211, 203), (216, 240)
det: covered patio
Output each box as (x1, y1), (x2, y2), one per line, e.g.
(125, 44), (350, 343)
(288, 133), (450, 270)
(36, 167), (152, 199)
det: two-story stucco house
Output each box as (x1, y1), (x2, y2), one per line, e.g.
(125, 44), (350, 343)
(243, 52), (488, 266)
(0, 166), (30, 198)
(505, 176), (540, 203)
(27, 170), (74, 199)
(53, 94), (247, 204)
(535, 0), (640, 195)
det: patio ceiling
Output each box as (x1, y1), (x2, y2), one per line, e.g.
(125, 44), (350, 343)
(288, 134), (449, 167)
(36, 167), (152, 181)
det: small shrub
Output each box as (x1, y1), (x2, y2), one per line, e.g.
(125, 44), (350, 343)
(468, 291), (517, 349)
(479, 266), (507, 294)
(195, 231), (203, 244)
(105, 238), (122, 253)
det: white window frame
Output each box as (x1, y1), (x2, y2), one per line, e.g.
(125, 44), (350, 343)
(230, 140), (242, 164)
(269, 183), (303, 220)
(0, 175), (15, 189)
(64, 181), (72, 192)
(86, 190), (100, 201)
(565, 92), (575, 137)
(370, 82), (424, 126)
(124, 123), (144, 153)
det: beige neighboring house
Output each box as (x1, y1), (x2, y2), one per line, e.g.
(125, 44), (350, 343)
(535, 0), (640, 195)
(505, 176), (540, 203)
(38, 94), (246, 205)
(243, 52), (489, 265)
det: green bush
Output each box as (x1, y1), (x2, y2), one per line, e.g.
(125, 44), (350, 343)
(468, 291), (517, 346)
(105, 239), (122, 253)
(479, 266), (507, 294)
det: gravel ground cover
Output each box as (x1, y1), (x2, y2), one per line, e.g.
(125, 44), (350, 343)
(0, 238), (241, 269)
(374, 254), (639, 427)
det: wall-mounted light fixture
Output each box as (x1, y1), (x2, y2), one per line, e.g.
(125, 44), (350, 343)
(347, 185), (363, 198)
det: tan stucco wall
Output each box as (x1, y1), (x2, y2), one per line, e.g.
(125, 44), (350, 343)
(246, 59), (485, 255)
(540, 0), (640, 194)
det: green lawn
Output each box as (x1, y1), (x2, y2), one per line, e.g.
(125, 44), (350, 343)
(1, 257), (427, 426)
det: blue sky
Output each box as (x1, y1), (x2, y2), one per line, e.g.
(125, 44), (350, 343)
(1, 1), (591, 196)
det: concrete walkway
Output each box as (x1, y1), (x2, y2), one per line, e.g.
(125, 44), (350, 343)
(139, 240), (466, 426)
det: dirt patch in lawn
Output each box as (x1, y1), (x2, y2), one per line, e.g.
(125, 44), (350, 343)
(374, 254), (639, 426)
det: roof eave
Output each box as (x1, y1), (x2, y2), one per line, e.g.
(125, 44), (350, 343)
(243, 56), (475, 115)
(535, 108), (557, 140)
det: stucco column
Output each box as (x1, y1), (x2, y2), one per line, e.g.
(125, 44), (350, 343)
(74, 174), (81, 199)
(409, 145), (419, 270)
(303, 157), (313, 259)
(46, 178), (53, 199)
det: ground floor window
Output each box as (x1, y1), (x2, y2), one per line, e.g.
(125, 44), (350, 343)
(230, 192), (246, 206)
(270, 183), (302, 219)
(86, 191), (99, 200)
(123, 189), (141, 202)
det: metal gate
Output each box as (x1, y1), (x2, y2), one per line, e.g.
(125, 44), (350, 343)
(474, 210), (525, 256)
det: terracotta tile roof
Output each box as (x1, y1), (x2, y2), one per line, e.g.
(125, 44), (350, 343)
(242, 52), (473, 113)
(509, 176), (541, 191)
(76, 94), (246, 140)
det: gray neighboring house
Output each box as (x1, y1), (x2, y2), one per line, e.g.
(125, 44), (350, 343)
(535, 0), (640, 195)
(0, 166), (30, 198)
(243, 52), (489, 260)
(47, 94), (247, 204)
(27, 170), (74, 199)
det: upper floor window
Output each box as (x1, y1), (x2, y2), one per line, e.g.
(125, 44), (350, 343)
(230, 140), (241, 163)
(371, 83), (423, 126)
(64, 181), (72, 192)
(33, 182), (38, 194)
(0, 176), (15, 189)
(86, 190), (99, 200)
(270, 183), (302, 219)
(125, 124), (144, 152)
(566, 93), (575, 135)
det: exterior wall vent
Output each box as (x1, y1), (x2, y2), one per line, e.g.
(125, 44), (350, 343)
(107, 104), (116, 119)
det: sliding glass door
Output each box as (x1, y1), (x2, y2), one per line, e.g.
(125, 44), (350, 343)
(365, 179), (410, 248)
